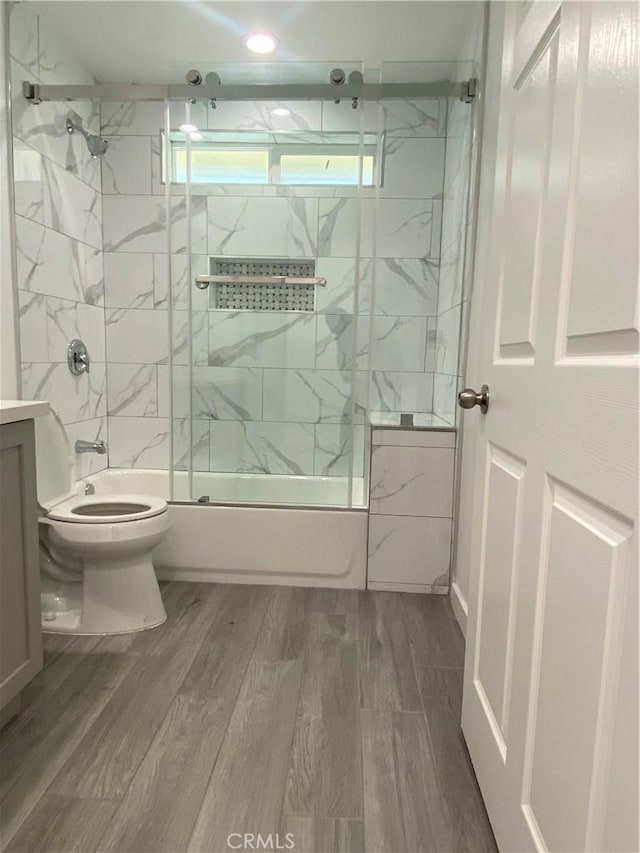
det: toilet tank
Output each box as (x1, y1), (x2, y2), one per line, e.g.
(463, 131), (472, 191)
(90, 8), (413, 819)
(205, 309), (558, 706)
(34, 410), (76, 507)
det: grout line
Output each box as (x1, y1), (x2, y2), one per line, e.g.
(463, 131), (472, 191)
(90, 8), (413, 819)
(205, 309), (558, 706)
(14, 213), (102, 256)
(15, 134), (102, 196)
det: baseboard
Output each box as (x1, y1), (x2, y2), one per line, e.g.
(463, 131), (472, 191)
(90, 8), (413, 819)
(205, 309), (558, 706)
(450, 580), (468, 637)
(367, 581), (448, 594)
(156, 566), (364, 589)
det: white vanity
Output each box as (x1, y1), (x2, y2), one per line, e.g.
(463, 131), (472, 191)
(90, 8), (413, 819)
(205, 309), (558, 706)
(0, 401), (49, 724)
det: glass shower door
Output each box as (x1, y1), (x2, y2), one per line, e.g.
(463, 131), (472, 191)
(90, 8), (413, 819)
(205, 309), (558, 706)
(178, 64), (369, 507)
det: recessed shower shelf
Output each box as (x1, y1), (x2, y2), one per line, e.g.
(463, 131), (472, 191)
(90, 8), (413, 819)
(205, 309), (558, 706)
(199, 257), (323, 311)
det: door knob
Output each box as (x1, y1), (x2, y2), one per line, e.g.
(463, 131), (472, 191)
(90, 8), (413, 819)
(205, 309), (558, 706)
(458, 384), (489, 413)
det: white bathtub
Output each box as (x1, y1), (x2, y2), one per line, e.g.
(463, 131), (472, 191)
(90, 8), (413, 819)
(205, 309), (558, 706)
(81, 468), (368, 589)
(82, 468), (366, 508)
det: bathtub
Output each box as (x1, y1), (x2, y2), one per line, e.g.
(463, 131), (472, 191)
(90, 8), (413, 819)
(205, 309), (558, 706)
(81, 468), (368, 589)
(82, 468), (367, 507)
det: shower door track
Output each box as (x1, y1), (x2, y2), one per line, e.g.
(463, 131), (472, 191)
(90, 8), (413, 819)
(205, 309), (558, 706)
(22, 79), (477, 105)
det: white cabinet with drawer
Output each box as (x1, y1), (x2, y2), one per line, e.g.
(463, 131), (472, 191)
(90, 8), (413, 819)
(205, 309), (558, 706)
(367, 428), (456, 593)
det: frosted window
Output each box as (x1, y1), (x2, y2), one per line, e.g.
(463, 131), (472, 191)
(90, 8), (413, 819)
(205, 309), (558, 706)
(165, 130), (377, 187)
(174, 149), (269, 184)
(280, 154), (374, 185)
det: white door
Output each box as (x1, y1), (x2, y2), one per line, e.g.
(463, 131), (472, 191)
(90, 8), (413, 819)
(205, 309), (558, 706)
(457, 2), (639, 851)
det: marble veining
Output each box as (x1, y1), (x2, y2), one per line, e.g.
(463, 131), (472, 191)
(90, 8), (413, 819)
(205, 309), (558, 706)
(107, 364), (158, 417)
(375, 258), (438, 317)
(207, 197), (318, 258)
(370, 466), (426, 504)
(368, 514), (453, 587)
(106, 309), (169, 365)
(208, 312), (315, 369)
(262, 369), (365, 425)
(46, 296), (106, 362)
(22, 362), (106, 426)
(314, 424), (365, 478)
(192, 367), (262, 421)
(370, 370), (434, 414)
(381, 137), (446, 199)
(108, 417), (169, 469)
(172, 418), (210, 471)
(370, 444), (454, 517)
(103, 195), (207, 254)
(100, 101), (165, 137)
(16, 217), (103, 306)
(209, 421), (315, 476)
(315, 257), (371, 315)
(381, 98), (444, 137)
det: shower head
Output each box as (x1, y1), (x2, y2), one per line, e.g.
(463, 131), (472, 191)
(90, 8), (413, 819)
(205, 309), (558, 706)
(66, 117), (109, 159)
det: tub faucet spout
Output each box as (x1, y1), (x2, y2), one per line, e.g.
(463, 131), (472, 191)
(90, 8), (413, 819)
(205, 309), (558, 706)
(75, 439), (107, 455)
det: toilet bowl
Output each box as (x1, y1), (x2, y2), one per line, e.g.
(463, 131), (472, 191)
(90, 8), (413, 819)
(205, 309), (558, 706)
(35, 410), (169, 635)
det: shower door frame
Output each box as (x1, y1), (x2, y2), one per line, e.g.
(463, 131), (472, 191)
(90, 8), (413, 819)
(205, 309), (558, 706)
(18, 71), (479, 510)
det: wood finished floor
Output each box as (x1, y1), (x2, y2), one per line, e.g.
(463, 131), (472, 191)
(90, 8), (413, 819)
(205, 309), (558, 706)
(0, 584), (497, 853)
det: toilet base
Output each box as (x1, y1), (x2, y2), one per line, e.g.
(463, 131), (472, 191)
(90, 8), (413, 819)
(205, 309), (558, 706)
(42, 555), (167, 635)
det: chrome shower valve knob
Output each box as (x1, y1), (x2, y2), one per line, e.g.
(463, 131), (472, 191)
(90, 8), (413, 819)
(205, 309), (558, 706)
(67, 339), (90, 376)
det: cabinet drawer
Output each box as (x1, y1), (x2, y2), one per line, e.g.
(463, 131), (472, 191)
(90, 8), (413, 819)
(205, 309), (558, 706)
(370, 445), (454, 517)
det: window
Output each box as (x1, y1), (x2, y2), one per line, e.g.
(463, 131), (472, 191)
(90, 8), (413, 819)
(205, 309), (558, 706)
(163, 130), (377, 187)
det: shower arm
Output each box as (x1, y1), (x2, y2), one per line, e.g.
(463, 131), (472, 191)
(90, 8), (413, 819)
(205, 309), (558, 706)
(66, 118), (90, 142)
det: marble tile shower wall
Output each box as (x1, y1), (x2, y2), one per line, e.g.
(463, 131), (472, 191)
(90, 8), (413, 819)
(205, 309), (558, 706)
(10, 4), (107, 478)
(434, 62), (475, 425)
(100, 97), (447, 474)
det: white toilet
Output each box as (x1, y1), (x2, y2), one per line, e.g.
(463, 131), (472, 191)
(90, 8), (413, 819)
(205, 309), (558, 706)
(35, 410), (169, 635)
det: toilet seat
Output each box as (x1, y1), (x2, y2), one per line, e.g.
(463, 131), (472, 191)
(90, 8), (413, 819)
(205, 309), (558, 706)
(47, 494), (167, 525)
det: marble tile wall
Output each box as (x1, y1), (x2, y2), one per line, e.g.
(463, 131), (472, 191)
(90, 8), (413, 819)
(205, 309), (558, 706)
(433, 61), (476, 425)
(10, 3), (107, 479)
(9, 10), (468, 479)
(101, 96), (448, 474)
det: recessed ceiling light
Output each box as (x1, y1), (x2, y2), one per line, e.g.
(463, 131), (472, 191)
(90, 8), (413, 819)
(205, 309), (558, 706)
(179, 123), (199, 133)
(271, 108), (290, 117)
(244, 32), (277, 54)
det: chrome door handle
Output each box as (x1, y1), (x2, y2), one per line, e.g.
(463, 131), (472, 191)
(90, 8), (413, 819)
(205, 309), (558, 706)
(458, 385), (489, 413)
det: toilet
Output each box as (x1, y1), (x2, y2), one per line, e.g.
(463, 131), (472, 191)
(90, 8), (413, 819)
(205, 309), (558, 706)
(35, 410), (169, 635)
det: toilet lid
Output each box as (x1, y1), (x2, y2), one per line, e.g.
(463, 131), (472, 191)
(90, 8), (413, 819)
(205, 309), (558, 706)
(34, 409), (76, 506)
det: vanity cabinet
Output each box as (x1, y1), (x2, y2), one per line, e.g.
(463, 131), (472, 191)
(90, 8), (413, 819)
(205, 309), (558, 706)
(0, 418), (42, 722)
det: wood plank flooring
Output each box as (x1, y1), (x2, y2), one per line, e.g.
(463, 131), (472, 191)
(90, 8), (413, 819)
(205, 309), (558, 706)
(0, 584), (496, 853)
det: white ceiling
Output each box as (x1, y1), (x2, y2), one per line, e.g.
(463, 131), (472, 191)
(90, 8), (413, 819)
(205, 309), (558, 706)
(31, 1), (482, 84)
